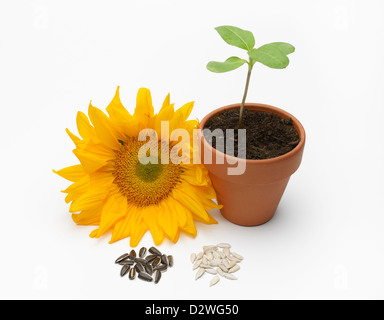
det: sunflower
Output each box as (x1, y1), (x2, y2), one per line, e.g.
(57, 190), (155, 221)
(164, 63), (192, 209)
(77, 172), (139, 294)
(54, 87), (220, 246)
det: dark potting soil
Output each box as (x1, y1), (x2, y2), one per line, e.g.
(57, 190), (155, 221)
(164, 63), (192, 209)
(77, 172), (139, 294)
(203, 108), (300, 160)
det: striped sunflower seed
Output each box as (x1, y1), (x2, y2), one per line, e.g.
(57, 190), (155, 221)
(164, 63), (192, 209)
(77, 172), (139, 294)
(145, 263), (153, 275)
(116, 246), (174, 284)
(120, 264), (130, 277)
(135, 262), (145, 273)
(153, 269), (161, 284)
(134, 257), (147, 265)
(154, 264), (167, 272)
(115, 253), (129, 264)
(152, 257), (161, 268)
(129, 249), (136, 260)
(161, 254), (169, 266)
(118, 260), (134, 266)
(138, 272), (153, 282)
(139, 247), (147, 258)
(145, 254), (157, 263)
(148, 246), (162, 256)
(129, 267), (136, 280)
(168, 255), (174, 267)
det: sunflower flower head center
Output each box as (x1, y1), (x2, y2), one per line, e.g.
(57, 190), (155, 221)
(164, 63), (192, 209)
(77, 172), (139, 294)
(136, 161), (163, 183)
(113, 138), (181, 207)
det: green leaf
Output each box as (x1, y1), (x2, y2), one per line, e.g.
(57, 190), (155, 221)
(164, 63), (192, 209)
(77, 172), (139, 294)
(207, 56), (247, 73)
(268, 42), (295, 55)
(215, 26), (255, 51)
(249, 44), (290, 69)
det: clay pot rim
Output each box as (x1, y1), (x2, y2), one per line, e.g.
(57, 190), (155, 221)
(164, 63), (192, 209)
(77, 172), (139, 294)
(198, 102), (306, 165)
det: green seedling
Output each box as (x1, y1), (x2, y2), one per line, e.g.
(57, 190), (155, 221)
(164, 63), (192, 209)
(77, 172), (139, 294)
(207, 25), (295, 128)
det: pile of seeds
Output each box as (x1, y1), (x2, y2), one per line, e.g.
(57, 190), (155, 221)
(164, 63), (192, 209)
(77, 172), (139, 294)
(115, 246), (173, 284)
(190, 243), (243, 287)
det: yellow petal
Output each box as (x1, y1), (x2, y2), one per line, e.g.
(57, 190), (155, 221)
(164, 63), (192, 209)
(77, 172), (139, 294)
(53, 164), (86, 182)
(161, 92), (171, 111)
(95, 193), (128, 238)
(129, 209), (148, 247)
(181, 179), (221, 209)
(89, 170), (114, 189)
(106, 86), (131, 116)
(89, 229), (99, 238)
(72, 207), (101, 225)
(134, 88), (154, 129)
(106, 87), (140, 137)
(109, 203), (136, 243)
(154, 104), (174, 137)
(181, 165), (208, 186)
(69, 187), (108, 213)
(63, 175), (90, 203)
(73, 148), (111, 173)
(158, 200), (179, 243)
(200, 197), (223, 211)
(194, 182), (218, 201)
(173, 187), (217, 224)
(141, 205), (164, 245)
(178, 206), (197, 237)
(76, 111), (98, 141)
(88, 103), (120, 150)
(168, 109), (183, 134)
(71, 139), (115, 174)
(182, 119), (199, 135)
(176, 101), (194, 123)
(66, 128), (81, 145)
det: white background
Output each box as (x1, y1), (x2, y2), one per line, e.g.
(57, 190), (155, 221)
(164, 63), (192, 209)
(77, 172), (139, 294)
(0, 0), (383, 300)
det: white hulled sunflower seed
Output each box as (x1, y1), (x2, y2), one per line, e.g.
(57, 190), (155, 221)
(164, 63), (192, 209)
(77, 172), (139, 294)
(209, 260), (221, 267)
(195, 268), (205, 280)
(191, 243), (243, 287)
(192, 259), (202, 270)
(219, 264), (228, 273)
(209, 276), (220, 287)
(217, 243), (231, 248)
(203, 245), (217, 253)
(196, 252), (204, 260)
(223, 273), (237, 280)
(222, 259), (231, 269)
(216, 267), (225, 277)
(228, 260), (238, 268)
(206, 252), (214, 261)
(228, 256), (241, 263)
(231, 252), (244, 261)
(205, 268), (217, 275)
(229, 265), (240, 273)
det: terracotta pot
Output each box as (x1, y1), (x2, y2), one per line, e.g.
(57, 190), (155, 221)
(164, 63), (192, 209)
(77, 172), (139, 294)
(198, 103), (306, 226)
